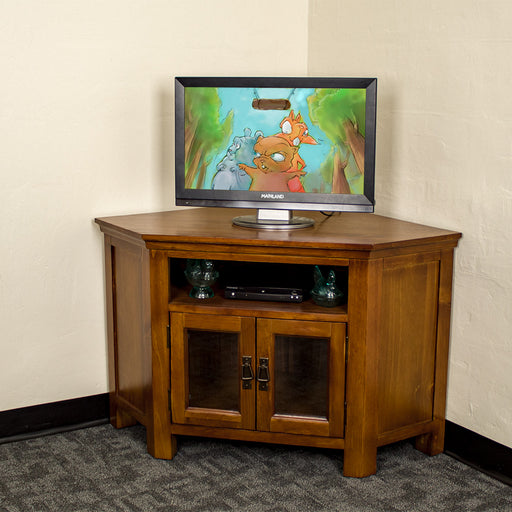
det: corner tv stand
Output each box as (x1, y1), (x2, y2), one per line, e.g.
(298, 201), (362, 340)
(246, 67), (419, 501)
(95, 208), (461, 478)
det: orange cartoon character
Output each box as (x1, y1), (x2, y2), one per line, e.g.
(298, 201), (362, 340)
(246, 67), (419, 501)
(239, 136), (305, 192)
(275, 110), (317, 192)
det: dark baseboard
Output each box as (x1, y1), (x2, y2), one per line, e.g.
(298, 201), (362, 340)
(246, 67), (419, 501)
(0, 393), (109, 445)
(445, 420), (512, 486)
(1, 398), (511, 486)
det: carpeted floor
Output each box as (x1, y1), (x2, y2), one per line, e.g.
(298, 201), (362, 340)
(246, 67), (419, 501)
(0, 424), (511, 511)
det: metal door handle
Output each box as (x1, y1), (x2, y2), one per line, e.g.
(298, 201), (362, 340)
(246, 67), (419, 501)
(241, 356), (254, 389)
(257, 357), (270, 391)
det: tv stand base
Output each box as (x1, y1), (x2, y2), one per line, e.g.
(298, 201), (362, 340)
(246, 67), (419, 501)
(232, 208), (314, 229)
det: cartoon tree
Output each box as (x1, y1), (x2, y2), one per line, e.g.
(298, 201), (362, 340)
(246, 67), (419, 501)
(308, 88), (366, 193)
(184, 88), (233, 189)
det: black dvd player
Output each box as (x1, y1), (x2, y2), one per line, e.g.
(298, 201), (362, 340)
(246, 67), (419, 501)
(224, 286), (303, 303)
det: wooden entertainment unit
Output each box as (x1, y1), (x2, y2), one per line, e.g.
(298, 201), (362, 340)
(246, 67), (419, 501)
(95, 208), (461, 477)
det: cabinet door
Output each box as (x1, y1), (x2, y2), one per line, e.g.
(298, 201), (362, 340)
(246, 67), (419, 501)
(170, 313), (256, 429)
(257, 319), (345, 438)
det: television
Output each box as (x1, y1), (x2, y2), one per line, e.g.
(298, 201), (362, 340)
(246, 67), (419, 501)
(174, 77), (377, 229)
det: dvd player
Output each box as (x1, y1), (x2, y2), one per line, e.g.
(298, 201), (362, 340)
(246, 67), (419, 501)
(224, 286), (303, 303)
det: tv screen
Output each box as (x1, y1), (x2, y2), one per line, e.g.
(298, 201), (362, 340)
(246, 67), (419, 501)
(175, 77), (377, 229)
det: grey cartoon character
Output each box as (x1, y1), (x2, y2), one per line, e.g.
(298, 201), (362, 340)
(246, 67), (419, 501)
(212, 128), (264, 190)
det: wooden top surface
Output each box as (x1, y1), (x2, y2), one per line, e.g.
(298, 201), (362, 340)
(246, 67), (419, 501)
(95, 208), (461, 253)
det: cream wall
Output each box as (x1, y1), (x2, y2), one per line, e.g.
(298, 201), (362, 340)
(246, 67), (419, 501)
(309, 0), (512, 447)
(2, 0), (510, 451)
(0, 1), (309, 411)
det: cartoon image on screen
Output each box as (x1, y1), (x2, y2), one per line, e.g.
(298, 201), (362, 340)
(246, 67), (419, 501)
(183, 87), (367, 195)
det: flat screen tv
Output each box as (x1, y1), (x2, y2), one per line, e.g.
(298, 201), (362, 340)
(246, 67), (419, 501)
(175, 77), (377, 229)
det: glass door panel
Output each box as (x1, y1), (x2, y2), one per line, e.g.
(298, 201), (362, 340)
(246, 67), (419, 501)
(274, 335), (329, 419)
(257, 318), (345, 438)
(188, 330), (239, 411)
(170, 313), (255, 430)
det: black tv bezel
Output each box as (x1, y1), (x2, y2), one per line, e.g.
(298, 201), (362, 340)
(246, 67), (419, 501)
(174, 76), (377, 213)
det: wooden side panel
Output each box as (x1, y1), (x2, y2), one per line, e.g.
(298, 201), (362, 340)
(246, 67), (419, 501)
(416, 249), (455, 455)
(104, 236), (123, 426)
(111, 240), (152, 422)
(377, 255), (440, 435)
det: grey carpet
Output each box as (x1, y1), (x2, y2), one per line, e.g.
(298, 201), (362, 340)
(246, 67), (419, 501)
(0, 424), (511, 512)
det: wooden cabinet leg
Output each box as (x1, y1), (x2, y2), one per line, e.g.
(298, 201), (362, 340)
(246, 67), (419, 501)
(343, 258), (381, 478)
(109, 395), (137, 429)
(343, 441), (377, 478)
(146, 427), (178, 460)
(415, 420), (445, 456)
(145, 249), (177, 460)
(111, 409), (137, 429)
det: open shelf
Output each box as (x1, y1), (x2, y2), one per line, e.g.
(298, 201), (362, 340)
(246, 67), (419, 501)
(169, 257), (348, 322)
(169, 288), (348, 322)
